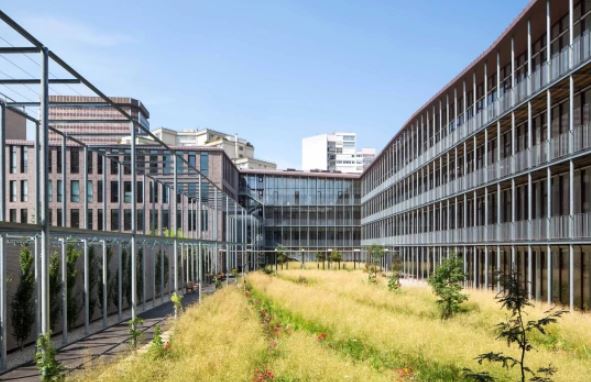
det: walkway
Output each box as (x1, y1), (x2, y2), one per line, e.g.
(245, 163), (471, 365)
(0, 287), (213, 381)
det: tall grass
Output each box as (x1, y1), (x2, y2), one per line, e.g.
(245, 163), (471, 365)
(69, 286), (267, 382)
(248, 270), (591, 382)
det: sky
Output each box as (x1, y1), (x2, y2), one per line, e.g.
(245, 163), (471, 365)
(6, 0), (529, 169)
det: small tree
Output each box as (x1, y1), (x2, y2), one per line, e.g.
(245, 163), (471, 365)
(275, 245), (286, 270)
(331, 250), (343, 270)
(367, 245), (384, 284)
(66, 243), (81, 330)
(35, 331), (64, 382)
(388, 256), (402, 292)
(171, 292), (183, 318)
(49, 251), (62, 330)
(465, 271), (567, 382)
(128, 316), (144, 350)
(12, 245), (35, 350)
(428, 256), (467, 319)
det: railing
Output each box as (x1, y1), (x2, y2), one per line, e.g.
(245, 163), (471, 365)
(514, 149), (528, 173)
(531, 218), (546, 241)
(514, 220), (528, 241)
(573, 123), (591, 153)
(573, 212), (591, 239)
(549, 215), (569, 240)
(549, 131), (569, 160)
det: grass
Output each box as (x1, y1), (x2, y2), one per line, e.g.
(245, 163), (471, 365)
(71, 268), (591, 381)
(247, 269), (591, 382)
(69, 286), (267, 382)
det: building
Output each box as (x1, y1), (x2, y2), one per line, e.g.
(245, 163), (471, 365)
(49, 95), (150, 144)
(301, 132), (375, 173)
(240, 169), (361, 258)
(361, 0), (591, 311)
(151, 127), (276, 170)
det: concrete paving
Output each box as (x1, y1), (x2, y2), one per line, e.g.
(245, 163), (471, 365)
(0, 288), (210, 381)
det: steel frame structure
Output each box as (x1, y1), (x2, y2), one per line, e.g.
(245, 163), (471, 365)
(0, 10), (257, 369)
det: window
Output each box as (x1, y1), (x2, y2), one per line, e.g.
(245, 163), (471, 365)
(188, 154), (196, 168)
(97, 209), (104, 231)
(111, 158), (118, 175)
(48, 149), (53, 173)
(200, 210), (208, 231)
(87, 209), (93, 230)
(200, 153), (209, 176)
(137, 210), (144, 231)
(71, 180), (80, 203)
(87, 151), (93, 174)
(111, 209), (120, 231)
(20, 209), (27, 223)
(9, 146), (16, 174)
(20, 146), (28, 173)
(48, 180), (52, 202)
(9, 209), (16, 222)
(97, 180), (103, 203)
(9, 181), (16, 202)
(124, 181), (132, 203)
(97, 154), (103, 174)
(56, 147), (62, 173)
(124, 155), (131, 175)
(137, 181), (143, 203)
(56, 209), (63, 227)
(162, 187), (169, 204)
(111, 181), (119, 203)
(70, 148), (80, 174)
(20, 180), (28, 202)
(87, 181), (93, 202)
(57, 180), (63, 203)
(70, 209), (80, 228)
(124, 209), (131, 230)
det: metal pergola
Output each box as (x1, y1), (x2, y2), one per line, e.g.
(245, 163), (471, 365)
(0, 10), (259, 367)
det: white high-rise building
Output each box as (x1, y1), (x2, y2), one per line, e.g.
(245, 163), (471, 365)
(301, 132), (375, 173)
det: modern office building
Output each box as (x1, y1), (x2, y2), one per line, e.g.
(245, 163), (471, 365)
(240, 169), (361, 258)
(152, 127), (277, 170)
(361, 0), (591, 311)
(301, 132), (375, 173)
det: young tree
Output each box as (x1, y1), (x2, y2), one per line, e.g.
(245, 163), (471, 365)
(35, 331), (64, 382)
(367, 245), (384, 284)
(428, 256), (467, 319)
(465, 270), (567, 382)
(275, 244), (286, 270)
(48, 251), (62, 330)
(388, 256), (402, 292)
(12, 245), (35, 350)
(331, 250), (343, 270)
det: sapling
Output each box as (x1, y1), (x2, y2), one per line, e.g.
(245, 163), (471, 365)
(367, 245), (384, 284)
(428, 256), (467, 319)
(128, 316), (144, 350)
(388, 258), (402, 292)
(171, 292), (183, 318)
(35, 331), (65, 382)
(148, 324), (167, 360)
(465, 270), (566, 382)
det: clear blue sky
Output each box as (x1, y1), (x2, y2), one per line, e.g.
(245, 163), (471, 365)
(7, 0), (528, 169)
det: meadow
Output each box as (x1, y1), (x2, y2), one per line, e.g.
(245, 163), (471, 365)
(72, 263), (591, 381)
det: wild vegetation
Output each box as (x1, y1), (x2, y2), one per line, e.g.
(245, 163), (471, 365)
(71, 264), (591, 381)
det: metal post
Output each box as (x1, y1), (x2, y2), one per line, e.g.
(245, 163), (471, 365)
(83, 240), (89, 335)
(101, 239), (107, 328)
(173, 153), (178, 303)
(61, 240), (67, 343)
(0, 104), (5, 367)
(39, 47), (50, 334)
(117, 241), (122, 321)
(130, 123), (137, 319)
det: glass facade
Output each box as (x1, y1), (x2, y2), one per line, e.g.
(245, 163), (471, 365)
(241, 172), (361, 254)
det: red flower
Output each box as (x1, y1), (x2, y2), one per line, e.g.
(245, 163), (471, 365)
(317, 332), (327, 342)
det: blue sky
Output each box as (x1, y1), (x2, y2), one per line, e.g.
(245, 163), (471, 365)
(7, 0), (528, 169)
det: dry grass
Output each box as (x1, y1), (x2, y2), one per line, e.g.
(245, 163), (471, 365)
(69, 286), (267, 382)
(248, 269), (591, 382)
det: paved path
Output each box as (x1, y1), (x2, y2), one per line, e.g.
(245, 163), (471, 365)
(0, 287), (212, 381)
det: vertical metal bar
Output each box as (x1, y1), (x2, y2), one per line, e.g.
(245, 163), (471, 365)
(130, 123), (137, 319)
(61, 135), (66, 228)
(61, 239), (67, 343)
(117, 241), (122, 321)
(0, 107), (5, 368)
(101, 239), (107, 328)
(83, 240), (89, 335)
(83, 146), (88, 229)
(39, 46), (50, 334)
(142, 241), (146, 311)
(173, 153), (178, 302)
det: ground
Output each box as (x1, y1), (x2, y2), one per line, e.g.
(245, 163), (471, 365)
(71, 263), (591, 382)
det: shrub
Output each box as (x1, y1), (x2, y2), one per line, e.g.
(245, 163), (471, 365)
(171, 292), (183, 317)
(66, 243), (81, 330)
(147, 324), (168, 360)
(465, 270), (567, 382)
(12, 245), (35, 350)
(428, 256), (467, 319)
(388, 260), (402, 292)
(48, 251), (62, 330)
(330, 250), (343, 270)
(128, 316), (144, 350)
(35, 331), (64, 382)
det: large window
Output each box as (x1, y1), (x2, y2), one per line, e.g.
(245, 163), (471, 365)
(9, 181), (16, 202)
(20, 180), (28, 202)
(20, 146), (28, 173)
(200, 153), (209, 176)
(111, 209), (120, 231)
(71, 180), (80, 203)
(70, 148), (80, 174)
(87, 181), (93, 202)
(111, 181), (119, 203)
